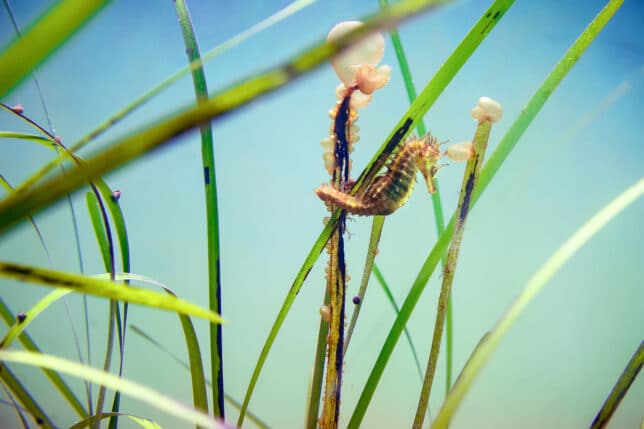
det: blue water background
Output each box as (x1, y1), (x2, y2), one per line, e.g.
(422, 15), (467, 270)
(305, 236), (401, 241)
(0, 0), (643, 427)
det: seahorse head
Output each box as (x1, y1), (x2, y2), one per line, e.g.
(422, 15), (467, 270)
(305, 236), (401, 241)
(413, 135), (441, 194)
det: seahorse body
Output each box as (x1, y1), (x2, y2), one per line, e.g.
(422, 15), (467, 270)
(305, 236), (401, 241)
(315, 135), (440, 216)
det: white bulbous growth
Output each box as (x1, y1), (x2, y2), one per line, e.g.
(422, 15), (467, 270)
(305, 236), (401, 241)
(471, 96), (503, 123)
(445, 141), (475, 161)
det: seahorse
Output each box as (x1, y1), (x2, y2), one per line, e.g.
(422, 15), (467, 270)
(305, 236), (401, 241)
(315, 134), (441, 215)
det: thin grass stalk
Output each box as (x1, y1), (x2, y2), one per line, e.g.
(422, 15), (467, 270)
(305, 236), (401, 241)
(347, 1), (620, 424)
(590, 340), (643, 429)
(413, 119), (491, 428)
(344, 216), (385, 353)
(432, 177), (642, 429)
(174, 0), (223, 418)
(372, 264), (423, 379)
(0, 382), (30, 427)
(95, 300), (116, 428)
(305, 287), (330, 429)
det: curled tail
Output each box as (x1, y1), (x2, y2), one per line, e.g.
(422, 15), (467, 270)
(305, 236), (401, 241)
(315, 185), (374, 216)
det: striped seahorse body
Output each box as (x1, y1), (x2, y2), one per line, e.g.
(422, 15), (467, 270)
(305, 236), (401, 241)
(315, 135), (440, 216)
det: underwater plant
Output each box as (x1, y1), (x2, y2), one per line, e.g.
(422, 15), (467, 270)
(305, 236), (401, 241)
(0, 0), (643, 428)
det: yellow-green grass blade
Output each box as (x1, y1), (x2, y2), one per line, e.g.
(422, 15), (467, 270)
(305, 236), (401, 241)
(174, 0), (222, 418)
(93, 181), (129, 273)
(0, 298), (87, 417)
(0, 0), (451, 235)
(0, 131), (54, 146)
(433, 178), (643, 429)
(0, 289), (70, 350)
(0, 350), (225, 429)
(347, 1), (623, 426)
(86, 192), (111, 272)
(0, 0), (110, 98)
(0, 262), (222, 324)
(70, 412), (163, 429)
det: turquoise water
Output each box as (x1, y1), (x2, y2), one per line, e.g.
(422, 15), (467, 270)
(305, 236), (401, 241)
(0, 1), (643, 428)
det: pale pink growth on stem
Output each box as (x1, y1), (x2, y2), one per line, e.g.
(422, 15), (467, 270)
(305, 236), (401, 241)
(319, 305), (331, 322)
(322, 152), (335, 173)
(349, 91), (372, 109)
(355, 64), (391, 95)
(10, 104), (23, 114)
(471, 96), (502, 123)
(320, 137), (334, 150)
(54, 136), (62, 144)
(112, 189), (121, 200)
(445, 141), (475, 161)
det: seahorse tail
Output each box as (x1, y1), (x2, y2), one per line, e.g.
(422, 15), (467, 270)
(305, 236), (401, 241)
(315, 185), (373, 215)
